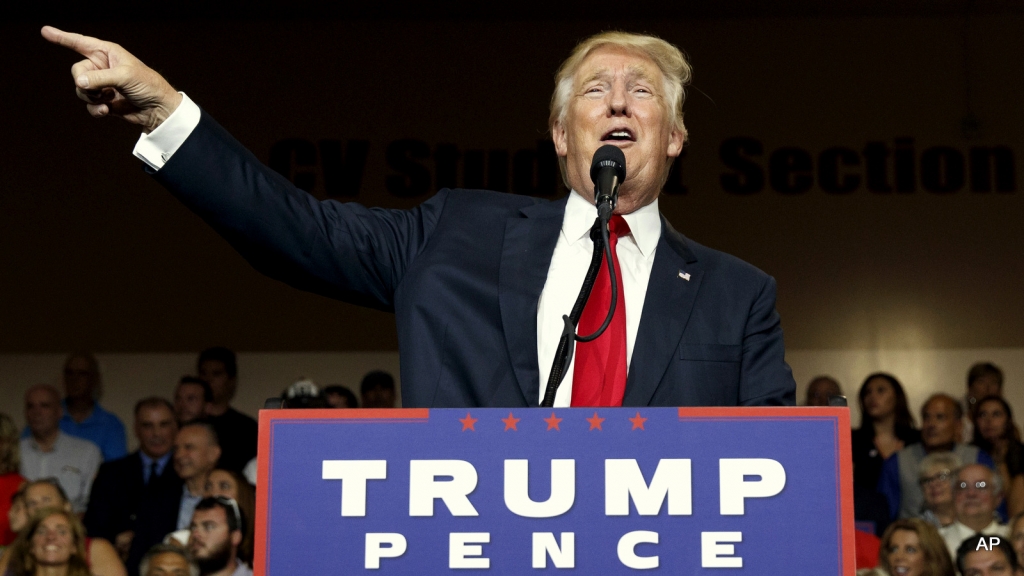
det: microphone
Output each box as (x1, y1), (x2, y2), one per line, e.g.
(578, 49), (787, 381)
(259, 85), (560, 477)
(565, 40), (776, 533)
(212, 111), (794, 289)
(590, 145), (626, 222)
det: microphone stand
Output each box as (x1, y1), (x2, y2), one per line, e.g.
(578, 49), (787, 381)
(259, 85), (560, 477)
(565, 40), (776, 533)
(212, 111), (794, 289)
(540, 214), (618, 407)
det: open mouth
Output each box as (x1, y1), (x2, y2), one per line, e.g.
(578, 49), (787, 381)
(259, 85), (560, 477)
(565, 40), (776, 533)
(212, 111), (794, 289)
(601, 128), (636, 142)
(892, 566), (910, 575)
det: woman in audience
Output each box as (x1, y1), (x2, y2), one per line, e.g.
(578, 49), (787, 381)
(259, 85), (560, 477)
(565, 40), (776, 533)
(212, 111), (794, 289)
(3, 491), (27, 558)
(1010, 511), (1024, 566)
(877, 518), (955, 576)
(852, 373), (920, 493)
(3, 507), (91, 576)
(916, 452), (961, 528)
(972, 395), (1024, 516)
(0, 480), (125, 576)
(203, 470), (255, 565)
(0, 414), (25, 547)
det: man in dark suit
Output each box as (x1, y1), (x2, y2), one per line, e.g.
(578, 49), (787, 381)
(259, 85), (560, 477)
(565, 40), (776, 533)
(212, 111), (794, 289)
(85, 397), (183, 576)
(43, 28), (795, 408)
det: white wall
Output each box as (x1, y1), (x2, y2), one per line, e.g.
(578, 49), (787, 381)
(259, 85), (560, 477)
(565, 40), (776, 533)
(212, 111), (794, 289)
(3, 348), (1022, 450)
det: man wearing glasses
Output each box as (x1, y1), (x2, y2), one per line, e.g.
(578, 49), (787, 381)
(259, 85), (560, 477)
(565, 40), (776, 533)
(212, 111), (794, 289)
(188, 497), (251, 576)
(940, 464), (1010, 559)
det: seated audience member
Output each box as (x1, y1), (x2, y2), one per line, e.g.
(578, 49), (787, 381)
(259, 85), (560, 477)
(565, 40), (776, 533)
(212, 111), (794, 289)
(973, 395), (1024, 517)
(3, 508), (94, 576)
(58, 353), (127, 462)
(138, 544), (198, 576)
(360, 371), (396, 409)
(0, 414), (25, 546)
(322, 386), (358, 409)
(173, 378), (212, 426)
(879, 393), (994, 520)
(956, 531), (1023, 576)
(805, 375), (843, 406)
(853, 374), (920, 523)
(18, 385), (101, 514)
(85, 398), (182, 576)
(877, 518), (956, 576)
(0, 480), (126, 576)
(918, 452), (962, 528)
(196, 349), (257, 474)
(173, 424), (221, 535)
(6, 490), (27, 548)
(962, 362), (1005, 443)
(202, 472), (253, 565)
(939, 464), (1009, 559)
(1011, 511), (1024, 567)
(188, 498), (251, 576)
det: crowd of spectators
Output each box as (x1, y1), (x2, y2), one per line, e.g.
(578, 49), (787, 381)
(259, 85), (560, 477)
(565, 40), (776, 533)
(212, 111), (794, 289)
(0, 350), (393, 576)
(807, 362), (1024, 575)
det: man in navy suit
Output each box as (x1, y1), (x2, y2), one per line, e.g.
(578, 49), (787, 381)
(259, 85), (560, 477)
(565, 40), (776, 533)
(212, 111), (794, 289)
(43, 28), (795, 408)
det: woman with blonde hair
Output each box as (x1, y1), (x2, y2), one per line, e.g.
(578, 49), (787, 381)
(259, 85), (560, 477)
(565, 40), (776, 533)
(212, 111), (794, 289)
(0, 414), (25, 547)
(877, 518), (955, 576)
(4, 507), (90, 576)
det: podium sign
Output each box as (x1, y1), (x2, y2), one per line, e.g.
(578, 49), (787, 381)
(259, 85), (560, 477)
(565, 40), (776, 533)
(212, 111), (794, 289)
(255, 407), (854, 574)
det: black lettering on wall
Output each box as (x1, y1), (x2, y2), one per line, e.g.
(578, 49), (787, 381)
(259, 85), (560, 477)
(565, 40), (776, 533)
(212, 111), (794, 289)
(863, 142), (893, 193)
(719, 137), (764, 194)
(769, 147), (813, 194)
(512, 141), (558, 196)
(464, 150), (486, 189)
(970, 147), (1016, 192)
(663, 150), (688, 195)
(894, 138), (916, 193)
(435, 143), (460, 191)
(921, 146), (965, 193)
(269, 138), (317, 192)
(818, 147), (861, 193)
(488, 150), (509, 193)
(385, 139), (431, 198)
(319, 140), (370, 198)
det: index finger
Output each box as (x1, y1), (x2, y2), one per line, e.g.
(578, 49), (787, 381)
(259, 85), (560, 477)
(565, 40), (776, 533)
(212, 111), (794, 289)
(41, 26), (108, 57)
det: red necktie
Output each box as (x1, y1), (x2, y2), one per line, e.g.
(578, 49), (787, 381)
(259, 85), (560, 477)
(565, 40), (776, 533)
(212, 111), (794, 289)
(571, 215), (629, 407)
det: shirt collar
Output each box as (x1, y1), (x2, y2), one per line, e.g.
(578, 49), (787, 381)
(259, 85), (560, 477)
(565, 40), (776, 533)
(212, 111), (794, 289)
(563, 191), (661, 257)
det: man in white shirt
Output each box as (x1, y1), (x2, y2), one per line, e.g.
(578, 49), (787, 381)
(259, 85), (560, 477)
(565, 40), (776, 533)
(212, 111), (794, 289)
(940, 464), (1009, 559)
(188, 497), (252, 576)
(19, 383), (102, 514)
(40, 27), (795, 409)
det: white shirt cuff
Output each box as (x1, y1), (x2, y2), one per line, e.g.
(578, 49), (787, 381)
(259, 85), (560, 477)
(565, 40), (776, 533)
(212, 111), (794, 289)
(132, 92), (201, 171)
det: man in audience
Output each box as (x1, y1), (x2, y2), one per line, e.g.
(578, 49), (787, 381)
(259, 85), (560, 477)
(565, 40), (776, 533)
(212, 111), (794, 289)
(174, 422), (222, 532)
(322, 385), (358, 409)
(197, 348), (257, 473)
(940, 464), (1009, 558)
(878, 393), (994, 520)
(360, 371), (397, 409)
(188, 497), (252, 576)
(139, 544), (199, 576)
(19, 383), (101, 514)
(174, 376), (213, 425)
(85, 397), (182, 576)
(963, 362), (1005, 442)
(804, 376), (842, 406)
(59, 352), (127, 462)
(956, 529), (1023, 576)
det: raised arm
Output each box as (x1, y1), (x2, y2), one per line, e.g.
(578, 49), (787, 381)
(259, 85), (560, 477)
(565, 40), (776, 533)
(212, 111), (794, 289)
(41, 26), (181, 131)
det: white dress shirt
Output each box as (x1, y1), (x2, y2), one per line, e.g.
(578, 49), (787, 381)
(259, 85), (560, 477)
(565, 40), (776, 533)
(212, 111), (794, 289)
(19, 432), (102, 514)
(134, 96), (663, 407)
(939, 519), (1008, 560)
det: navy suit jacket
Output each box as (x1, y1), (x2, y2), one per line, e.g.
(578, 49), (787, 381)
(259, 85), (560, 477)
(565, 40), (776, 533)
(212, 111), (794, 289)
(155, 111), (795, 407)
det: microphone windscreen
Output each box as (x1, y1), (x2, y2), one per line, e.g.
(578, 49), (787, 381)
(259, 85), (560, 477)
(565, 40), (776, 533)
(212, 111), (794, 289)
(590, 145), (627, 184)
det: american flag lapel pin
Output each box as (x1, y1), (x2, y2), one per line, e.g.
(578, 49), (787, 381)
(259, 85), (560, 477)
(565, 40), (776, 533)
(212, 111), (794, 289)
(678, 270), (691, 281)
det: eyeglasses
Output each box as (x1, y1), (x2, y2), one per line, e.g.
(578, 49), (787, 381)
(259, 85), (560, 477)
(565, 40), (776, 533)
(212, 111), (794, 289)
(956, 481), (992, 492)
(919, 470), (952, 486)
(212, 496), (243, 533)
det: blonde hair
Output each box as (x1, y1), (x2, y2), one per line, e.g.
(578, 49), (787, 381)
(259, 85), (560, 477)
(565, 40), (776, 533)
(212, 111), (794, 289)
(878, 518), (956, 576)
(9, 508), (91, 576)
(548, 31), (692, 188)
(0, 413), (20, 474)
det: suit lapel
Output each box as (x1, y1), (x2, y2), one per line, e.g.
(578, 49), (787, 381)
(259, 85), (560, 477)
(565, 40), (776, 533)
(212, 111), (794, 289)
(499, 196), (568, 406)
(623, 216), (703, 406)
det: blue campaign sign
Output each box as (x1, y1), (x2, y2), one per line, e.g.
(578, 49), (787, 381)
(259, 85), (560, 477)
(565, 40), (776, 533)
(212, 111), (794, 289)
(254, 407), (855, 574)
